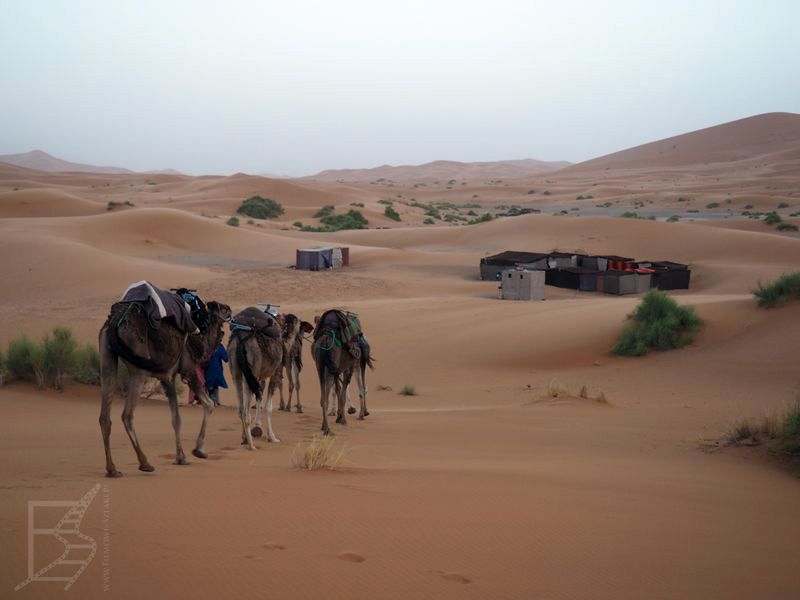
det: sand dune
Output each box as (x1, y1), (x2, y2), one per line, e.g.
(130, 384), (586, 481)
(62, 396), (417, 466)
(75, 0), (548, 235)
(2, 114), (800, 599)
(567, 112), (800, 172)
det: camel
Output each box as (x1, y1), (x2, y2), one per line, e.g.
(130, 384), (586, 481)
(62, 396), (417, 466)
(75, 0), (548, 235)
(98, 292), (231, 477)
(228, 307), (285, 450)
(312, 310), (374, 435)
(278, 314), (314, 414)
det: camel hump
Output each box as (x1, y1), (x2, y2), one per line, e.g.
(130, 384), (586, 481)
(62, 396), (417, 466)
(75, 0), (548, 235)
(118, 281), (199, 334)
(231, 307), (281, 339)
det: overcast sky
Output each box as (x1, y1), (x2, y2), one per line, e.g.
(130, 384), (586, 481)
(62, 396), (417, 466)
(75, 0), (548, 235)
(1, 1), (798, 176)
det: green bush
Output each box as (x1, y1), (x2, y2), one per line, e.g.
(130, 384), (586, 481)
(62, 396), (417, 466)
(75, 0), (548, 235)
(384, 206), (401, 221)
(73, 344), (101, 385)
(621, 211), (640, 219)
(423, 217), (435, 225)
(43, 327), (78, 391)
(666, 215), (680, 223)
(744, 204), (754, 209)
(350, 202), (364, 207)
(776, 223), (798, 232)
(314, 205), (335, 218)
(399, 385), (417, 396)
(467, 212), (493, 225)
(753, 272), (800, 308)
(237, 196), (284, 219)
(226, 216), (240, 227)
(293, 221), (303, 228)
(706, 202), (720, 209)
(764, 212), (782, 225)
(301, 210), (368, 232)
(377, 199), (393, 206)
(6, 335), (45, 387)
(612, 290), (702, 356)
(777, 202), (789, 209)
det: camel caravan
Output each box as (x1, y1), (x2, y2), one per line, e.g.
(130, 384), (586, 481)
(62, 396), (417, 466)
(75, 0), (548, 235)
(98, 281), (373, 477)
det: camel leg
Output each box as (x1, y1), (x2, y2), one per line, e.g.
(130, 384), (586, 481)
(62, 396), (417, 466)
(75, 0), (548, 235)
(328, 377), (338, 417)
(162, 377), (187, 465)
(266, 378), (280, 443)
(122, 369), (155, 471)
(346, 384), (357, 415)
(337, 371), (352, 425)
(193, 388), (214, 459)
(320, 372), (332, 435)
(293, 363), (303, 413)
(99, 331), (121, 477)
(252, 383), (265, 439)
(239, 382), (257, 451)
(279, 363), (288, 411)
(355, 364), (368, 420)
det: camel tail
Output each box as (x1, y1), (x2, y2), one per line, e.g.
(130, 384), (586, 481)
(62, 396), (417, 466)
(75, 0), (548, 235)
(294, 351), (303, 373)
(236, 334), (263, 400)
(365, 353), (376, 370)
(107, 323), (166, 374)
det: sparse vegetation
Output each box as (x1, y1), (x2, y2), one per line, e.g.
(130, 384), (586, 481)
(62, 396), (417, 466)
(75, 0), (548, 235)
(301, 210), (368, 232)
(612, 290), (702, 356)
(620, 211), (640, 219)
(376, 384), (392, 391)
(777, 223), (798, 232)
(744, 204), (754, 209)
(313, 204), (335, 218)
(723, 397), (800, 452)
(666, 215), (680, 223)
(399, 385), (417, 396)
(293, 221), (303, 228)
(423, 217), (435, 225)
(43, 327), (78, 391)
(350, 202), (365, 207)
(706, 202), (720, 209)
(226, 216), (240, 227)
(753, 272), (800, 308)
(777, 202), (789, 209)
(466, 212), (493, 225)
(384, 206), (401, 221)
(72, 344), (101, 385)
(292, 435), (346, 471)
(6, 335), (44, 386)
(764, 212), (782, 225)
(237, 195), (284, 219)
(542, 190), (551, 196)
(547, 381), (569, 398)
(107, 200), (134, 211)
(377, 199), (393, 206)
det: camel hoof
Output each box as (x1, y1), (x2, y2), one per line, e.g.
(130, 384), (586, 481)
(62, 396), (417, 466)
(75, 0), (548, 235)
(174, 457), (188, 465)
(268, 437), (281, 443)
(192, 448), (208, 459)
(358, 415), (365, 421)
(364, 410), (370, 417)
(251, 426), (263, 438)
(348, 407), (357, 414)
(295, 406), (303, 414)
(106, 470), (123, 478)
(139, 463), (155, 472)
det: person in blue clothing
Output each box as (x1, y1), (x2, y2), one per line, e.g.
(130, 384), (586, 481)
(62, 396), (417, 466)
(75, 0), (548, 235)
(204, 334), (229, 407)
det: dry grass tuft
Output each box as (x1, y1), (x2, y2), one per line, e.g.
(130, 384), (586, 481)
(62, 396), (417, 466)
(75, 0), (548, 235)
(547, 381), (569, 398)
(578, 385), (589, 399)
(376, 384), (392, 392)
(724, 417), (760, 444)
(595, 391), (609, 404)
(292, 435), (347, 471)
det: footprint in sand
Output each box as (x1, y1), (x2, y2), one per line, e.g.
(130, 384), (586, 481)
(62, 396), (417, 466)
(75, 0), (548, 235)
(262, 543), (287, 551)
(437, 571), (472, 584)
(337, 552), (366, 563)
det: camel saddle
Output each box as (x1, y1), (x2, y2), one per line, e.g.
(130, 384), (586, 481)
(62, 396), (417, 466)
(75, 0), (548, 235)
(230, 307), (282, 339)
(118, 281), (199, 334)
(315, 309), (363, 358)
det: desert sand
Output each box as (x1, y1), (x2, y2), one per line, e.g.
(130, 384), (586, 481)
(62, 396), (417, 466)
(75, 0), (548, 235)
(2, 113), (800, 599)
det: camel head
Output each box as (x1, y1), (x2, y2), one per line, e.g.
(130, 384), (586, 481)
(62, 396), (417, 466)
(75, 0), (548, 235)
(206, 301), (232, 323)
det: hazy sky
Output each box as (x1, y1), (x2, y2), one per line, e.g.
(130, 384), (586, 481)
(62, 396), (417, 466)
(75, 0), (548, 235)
(1, 1), (798, 176)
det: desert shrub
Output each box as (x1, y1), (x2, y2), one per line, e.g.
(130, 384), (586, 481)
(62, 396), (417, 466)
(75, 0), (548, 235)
(542, 191), (551, 196)
(764, 212), (782, 225)
(527, 190), (536, 195)
(776, 223), (798, 232)
(753, 272), (800, 308)
(292, 435), (346, 471)
(321, 210), (368, 230)
(237, 196), (284, 219)
(43, 327), (78, 391)
(226, 216), (240, 227)
(293, 221), (303, 227)
(467, 212), (493, 225)
(666, 215), (680, 222)
(399, 385), (417, 396)
(6, 335), (45, 385)
(350, 202), (364, 207)
(376, 384), (392, 391)
(107, 200), (134, 211)
(384, 206), (401, 221)
(0, 349), (4, 386)
(621, 211), (640, 219)
(744, 204), (754, 209)
(314, 204), (335, 218)
(706, 202), (720, 209)
(377, 199), (393, 206)
(687, 209), (699, 213)
(612, 290), (702, 356)
(423, 217), (435, 225)
(73, 344), (101, 385)
(778, 202), (789, 209)
(547, 381), (569, 398)
(467, 209), (477, 216)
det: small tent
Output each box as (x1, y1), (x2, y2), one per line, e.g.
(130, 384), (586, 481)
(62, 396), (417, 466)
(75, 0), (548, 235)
(296, 247), (350, 271)
(480, 251), (549, 280)
(600, 270), (638, 295)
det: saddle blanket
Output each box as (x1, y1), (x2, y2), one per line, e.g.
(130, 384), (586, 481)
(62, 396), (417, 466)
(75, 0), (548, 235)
(119, 281), (199, 334)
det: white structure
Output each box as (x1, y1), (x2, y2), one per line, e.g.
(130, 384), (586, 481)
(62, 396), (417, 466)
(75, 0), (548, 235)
(500, 269), (545, 301)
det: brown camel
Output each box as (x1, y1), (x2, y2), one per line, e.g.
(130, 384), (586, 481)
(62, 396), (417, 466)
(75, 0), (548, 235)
(312, 310), (374, 435)
(228, 307), (285, 450)
(98, 294), (231, 477)
(279, 314), (314, 414)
